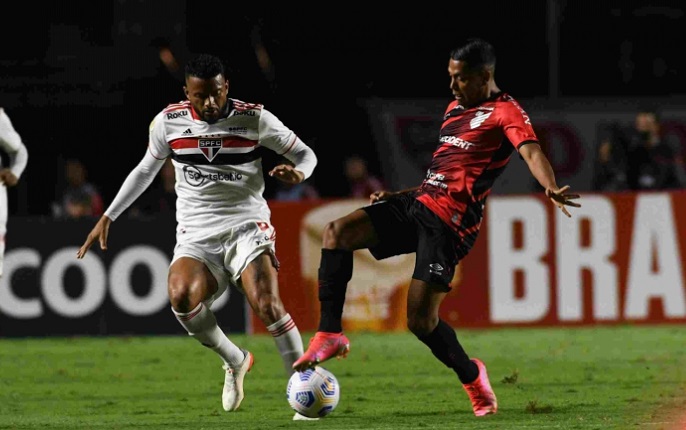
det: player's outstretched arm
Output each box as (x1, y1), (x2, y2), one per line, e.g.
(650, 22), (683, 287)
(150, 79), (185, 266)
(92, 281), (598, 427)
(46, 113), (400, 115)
(77, 215), (112, 258)
(518, 142), (581, 217)
(76, 150), (166, 259)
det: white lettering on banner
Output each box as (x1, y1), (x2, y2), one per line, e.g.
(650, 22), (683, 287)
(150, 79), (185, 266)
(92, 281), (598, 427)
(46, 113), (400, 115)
(42, 248), (107, 318)
(489, 198), (549, 322)
(488, 194), (686, 324)
(625, 194), (686, 318)
(556, 196), (618, 321)
(0, 245), (229, 319)
(0, 249), (41, 318)
(108, 246), (169, 316)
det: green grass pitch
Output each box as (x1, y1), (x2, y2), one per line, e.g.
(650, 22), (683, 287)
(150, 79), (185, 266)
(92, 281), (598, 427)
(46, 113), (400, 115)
(1, 325), (685, 429)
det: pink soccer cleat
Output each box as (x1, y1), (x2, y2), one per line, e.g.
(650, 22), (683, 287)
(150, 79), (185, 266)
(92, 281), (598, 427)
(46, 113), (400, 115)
(462, 358), (498, 416)
(292, 332), (350, 372)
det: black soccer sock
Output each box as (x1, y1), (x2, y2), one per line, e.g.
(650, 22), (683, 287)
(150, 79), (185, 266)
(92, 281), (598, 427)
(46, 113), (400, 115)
(317, 249), (353, 333)
(418, 319), (479, 384)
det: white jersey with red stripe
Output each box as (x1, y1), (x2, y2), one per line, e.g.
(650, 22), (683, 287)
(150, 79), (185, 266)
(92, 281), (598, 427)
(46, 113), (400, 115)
(148, 98), (297, 237)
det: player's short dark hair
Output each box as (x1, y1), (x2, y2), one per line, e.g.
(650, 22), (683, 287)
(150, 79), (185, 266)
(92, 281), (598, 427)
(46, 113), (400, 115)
(450, 38), (496, 71)
(185, 54), (225, 79)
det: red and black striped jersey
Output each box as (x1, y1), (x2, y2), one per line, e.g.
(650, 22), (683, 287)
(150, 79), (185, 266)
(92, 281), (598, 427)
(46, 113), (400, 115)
(416, 92), (538, 237)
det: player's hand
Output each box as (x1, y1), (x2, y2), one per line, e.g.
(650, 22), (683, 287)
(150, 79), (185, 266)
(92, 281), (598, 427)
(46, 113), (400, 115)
(546, 185), (581, 218)
(0, 168), (18, 187)
(269, 164), (305, 184)
(76, 215), (112, 259)
(369, 190), (395, 204)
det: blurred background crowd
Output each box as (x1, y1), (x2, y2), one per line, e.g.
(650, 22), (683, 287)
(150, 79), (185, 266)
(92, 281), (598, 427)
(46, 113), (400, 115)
(1, 1), (684, 219)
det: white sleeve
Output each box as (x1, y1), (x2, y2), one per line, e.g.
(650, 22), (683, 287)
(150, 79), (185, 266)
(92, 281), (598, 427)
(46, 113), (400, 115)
(148, 112), (173, 159)
(279, 136), (317, 180)
(104, 149), (166, 221)
(258, 108), (318, 179)
(0, 108), (29, 178)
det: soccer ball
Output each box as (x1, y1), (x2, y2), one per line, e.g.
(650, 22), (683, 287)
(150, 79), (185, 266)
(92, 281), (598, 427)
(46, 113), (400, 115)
(287, 366), (340, 418)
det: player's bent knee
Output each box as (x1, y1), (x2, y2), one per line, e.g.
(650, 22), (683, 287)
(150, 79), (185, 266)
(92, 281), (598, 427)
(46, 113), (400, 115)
(168, 285), (193, 312)
(321, 221), (344, 248)
(168, 279), (205, 313)
(407, 315), (437, 337)
(324, 217), (363, 245)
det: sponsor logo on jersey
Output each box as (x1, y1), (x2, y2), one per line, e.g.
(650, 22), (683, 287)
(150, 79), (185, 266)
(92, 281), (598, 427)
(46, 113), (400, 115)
(182, 128), (193, 135)
(231, 110), (256, 117)
(424, 170), (448, 189)
(439, 136), (474, 149)
(225, 126), (248, 135)
(182, 165), (243, 187)
(199, 139), (222, 161)
(166, 110), (188, 120)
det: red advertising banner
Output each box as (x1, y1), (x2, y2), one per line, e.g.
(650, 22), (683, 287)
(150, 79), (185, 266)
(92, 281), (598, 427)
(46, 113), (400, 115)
(254, 191), (686, 333)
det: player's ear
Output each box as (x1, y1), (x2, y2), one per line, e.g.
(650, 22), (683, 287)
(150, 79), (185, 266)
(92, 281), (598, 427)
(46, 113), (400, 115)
(480, 67), (492, 84)
(183, 86), (189, 99)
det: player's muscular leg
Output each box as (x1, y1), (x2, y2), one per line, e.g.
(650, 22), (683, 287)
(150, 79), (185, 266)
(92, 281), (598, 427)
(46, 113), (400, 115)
(322, 209), (379, 251)
(294, 211), (374, 369)
(168, 257), (218, 313)
(406, 279), (448, 336)
(241, 251), (285, 326)
(409, 277), (479, 386)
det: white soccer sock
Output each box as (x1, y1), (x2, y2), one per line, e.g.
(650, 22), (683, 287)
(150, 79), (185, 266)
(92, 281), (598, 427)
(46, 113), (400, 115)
(267, 313), (304, 375)
(173, 302), (245, 367)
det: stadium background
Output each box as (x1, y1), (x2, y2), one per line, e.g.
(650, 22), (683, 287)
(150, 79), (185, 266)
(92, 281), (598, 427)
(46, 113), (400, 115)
(1, 1), (685, 336)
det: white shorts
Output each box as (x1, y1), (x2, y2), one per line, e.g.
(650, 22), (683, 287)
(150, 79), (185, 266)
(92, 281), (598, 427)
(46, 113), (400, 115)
(171, 220), (277, 305)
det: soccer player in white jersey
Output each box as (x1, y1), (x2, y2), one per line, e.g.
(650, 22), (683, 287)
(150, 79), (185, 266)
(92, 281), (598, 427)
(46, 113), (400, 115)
(0, 108), (29, 277)
(77, 54), (318, 420)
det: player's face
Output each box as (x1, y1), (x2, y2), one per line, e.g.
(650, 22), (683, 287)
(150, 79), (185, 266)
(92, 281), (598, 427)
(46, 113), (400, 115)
(184, 74), (229, 123)
(448, 59), (489, 108)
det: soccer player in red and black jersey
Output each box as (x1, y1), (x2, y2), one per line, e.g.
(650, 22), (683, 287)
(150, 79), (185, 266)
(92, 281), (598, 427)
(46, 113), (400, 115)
(292, 38), (581, 416)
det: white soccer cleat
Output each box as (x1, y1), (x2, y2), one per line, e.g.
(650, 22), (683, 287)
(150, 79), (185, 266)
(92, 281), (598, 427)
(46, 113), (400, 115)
(293, 412), (319, 421)
(222, 349), (254, 411)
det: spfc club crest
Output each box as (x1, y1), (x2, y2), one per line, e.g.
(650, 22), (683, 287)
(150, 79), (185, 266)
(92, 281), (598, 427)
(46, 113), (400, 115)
(198, 138), (222, 161)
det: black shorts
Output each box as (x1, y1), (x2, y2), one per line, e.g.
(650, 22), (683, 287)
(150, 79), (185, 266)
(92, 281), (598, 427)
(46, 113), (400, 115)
(361, 193), (478, 291)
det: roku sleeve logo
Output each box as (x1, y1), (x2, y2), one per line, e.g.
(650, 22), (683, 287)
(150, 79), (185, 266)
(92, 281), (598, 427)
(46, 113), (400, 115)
(166, 110), (188, 120)
(231, 110), (256, 117)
